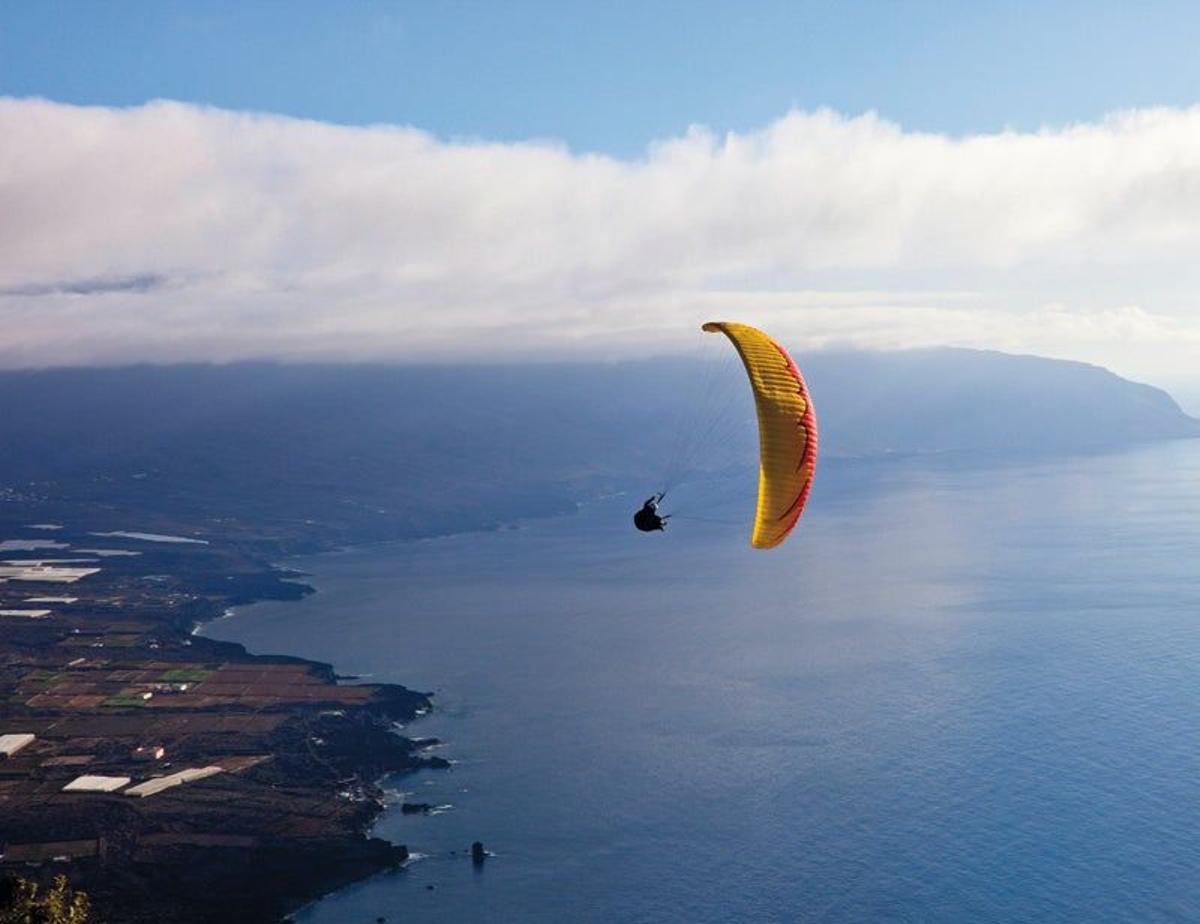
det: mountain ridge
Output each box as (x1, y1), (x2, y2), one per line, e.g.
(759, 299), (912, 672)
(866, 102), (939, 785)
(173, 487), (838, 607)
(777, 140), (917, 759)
(0, 348), (1193, 547)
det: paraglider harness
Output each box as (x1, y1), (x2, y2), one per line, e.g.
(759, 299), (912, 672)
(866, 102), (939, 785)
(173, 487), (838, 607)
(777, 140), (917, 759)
(633, 494), (669, 532)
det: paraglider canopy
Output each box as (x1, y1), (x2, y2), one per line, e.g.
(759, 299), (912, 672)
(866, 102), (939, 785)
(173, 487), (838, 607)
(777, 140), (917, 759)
(701, 321), (818, 549)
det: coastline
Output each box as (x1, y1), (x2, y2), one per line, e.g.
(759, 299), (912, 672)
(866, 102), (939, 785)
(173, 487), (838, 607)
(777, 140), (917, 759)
(0, 512), (452, 923)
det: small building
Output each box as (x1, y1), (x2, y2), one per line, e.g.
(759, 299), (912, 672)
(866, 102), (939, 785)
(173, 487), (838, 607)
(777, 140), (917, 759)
(62, 774), (130, 793)
(148, 682), (190, 694)
(0, 734), (35, 758)
(132, 745), (165, 762)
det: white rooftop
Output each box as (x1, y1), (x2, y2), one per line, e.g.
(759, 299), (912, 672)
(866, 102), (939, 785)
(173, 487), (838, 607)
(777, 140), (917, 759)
(0, 564), (101, 584)
(0, 540), (69, 552)
(0, 733), (35, 757)
(1, 559), (98, 565)
(124, 766), (223, 798)
(63, 775), (130, 793)
(90, 530), (208, 545)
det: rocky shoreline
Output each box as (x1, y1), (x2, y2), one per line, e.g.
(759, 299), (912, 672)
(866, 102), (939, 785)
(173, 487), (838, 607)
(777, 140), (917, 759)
(0, 508), (450, 923)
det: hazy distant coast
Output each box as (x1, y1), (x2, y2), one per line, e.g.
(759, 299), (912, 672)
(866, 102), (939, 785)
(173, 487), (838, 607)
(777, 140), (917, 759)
(0, 349), (1193, 552)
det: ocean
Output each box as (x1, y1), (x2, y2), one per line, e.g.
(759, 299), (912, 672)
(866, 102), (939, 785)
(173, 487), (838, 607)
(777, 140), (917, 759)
(205, 440), (1200, 923)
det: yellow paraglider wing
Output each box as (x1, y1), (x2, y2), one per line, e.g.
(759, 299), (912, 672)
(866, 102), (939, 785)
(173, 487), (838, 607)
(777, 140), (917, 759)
(702, 321), (818, 549)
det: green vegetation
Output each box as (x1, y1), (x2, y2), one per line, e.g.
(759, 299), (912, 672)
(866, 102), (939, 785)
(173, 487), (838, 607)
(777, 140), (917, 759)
(159, 667), (213, 683)
(0, 875), (90, 924)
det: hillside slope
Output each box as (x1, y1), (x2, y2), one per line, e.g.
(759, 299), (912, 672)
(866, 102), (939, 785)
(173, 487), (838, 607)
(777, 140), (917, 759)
(0, 350), (1193, 545)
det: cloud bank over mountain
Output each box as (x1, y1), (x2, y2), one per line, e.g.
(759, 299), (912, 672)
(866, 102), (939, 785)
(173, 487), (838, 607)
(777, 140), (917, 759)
(4, 97), (1200, 379)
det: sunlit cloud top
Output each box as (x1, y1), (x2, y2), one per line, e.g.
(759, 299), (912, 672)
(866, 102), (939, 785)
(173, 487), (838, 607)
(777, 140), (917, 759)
(4, 97), (1200, 382)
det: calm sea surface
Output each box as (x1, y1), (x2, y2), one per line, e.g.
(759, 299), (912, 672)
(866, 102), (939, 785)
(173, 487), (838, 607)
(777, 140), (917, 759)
(206, 442), (1200, 923)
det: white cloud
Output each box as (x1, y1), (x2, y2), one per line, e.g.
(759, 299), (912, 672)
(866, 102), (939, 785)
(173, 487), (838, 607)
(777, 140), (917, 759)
(4, 97), (1200, 384)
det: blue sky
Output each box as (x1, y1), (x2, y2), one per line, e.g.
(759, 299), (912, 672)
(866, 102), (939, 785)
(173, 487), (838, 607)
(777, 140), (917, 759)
(5, 1), (1200, 155)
